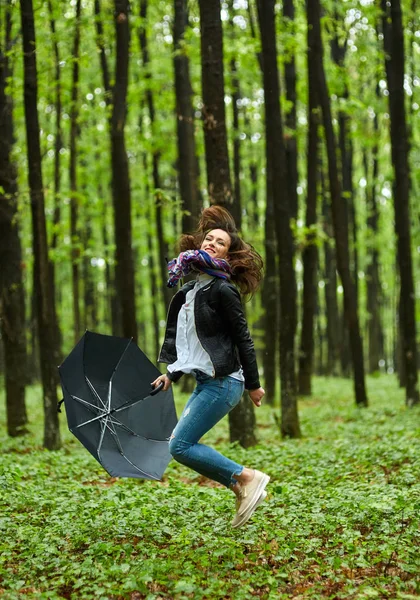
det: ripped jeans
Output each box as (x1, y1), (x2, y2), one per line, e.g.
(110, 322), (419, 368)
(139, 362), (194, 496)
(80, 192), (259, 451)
(168, 372), (245, 487)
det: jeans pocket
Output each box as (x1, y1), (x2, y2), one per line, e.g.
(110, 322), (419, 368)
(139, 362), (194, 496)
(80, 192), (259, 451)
(225, 378), (245, 408)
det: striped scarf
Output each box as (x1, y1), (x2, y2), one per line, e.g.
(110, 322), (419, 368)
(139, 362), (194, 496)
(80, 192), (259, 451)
(167, 249), (232, 288)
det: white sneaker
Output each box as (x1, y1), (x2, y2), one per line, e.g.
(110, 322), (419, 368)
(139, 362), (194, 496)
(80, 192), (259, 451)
(231, 490), (267, 528)
(235, 469), (270, 517)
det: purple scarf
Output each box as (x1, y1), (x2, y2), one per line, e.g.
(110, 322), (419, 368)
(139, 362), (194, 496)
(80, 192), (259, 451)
(167, 249), (232, 288)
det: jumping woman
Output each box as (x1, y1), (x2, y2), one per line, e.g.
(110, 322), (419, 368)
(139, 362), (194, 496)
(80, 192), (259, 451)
(151, 206), (270, 528)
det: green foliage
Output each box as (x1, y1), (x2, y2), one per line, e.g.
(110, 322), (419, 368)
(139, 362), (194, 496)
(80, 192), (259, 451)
(1, 376), (419, 599)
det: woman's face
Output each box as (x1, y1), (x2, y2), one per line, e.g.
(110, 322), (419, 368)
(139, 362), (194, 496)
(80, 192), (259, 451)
(201, 228), (231, 260)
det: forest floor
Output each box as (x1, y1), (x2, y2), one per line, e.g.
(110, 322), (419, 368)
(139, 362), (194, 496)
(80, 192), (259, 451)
(0, 375), (419, 600)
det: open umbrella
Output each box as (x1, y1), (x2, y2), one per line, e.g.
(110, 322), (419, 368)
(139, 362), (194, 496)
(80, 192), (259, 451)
(58, 331), (177, 480)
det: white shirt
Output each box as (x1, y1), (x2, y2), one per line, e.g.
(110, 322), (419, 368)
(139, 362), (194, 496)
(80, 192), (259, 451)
(167, 274), (244, 382)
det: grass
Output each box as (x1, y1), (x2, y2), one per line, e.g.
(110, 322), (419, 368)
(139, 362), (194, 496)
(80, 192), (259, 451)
(0, 375), (419, 599)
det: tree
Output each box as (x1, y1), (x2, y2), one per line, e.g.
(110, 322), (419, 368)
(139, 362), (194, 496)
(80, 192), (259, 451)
(20, 0), (61, 448)
(0, 0), (28, 436)
(282, 0), (298, 222)
(308, 0), (368, 406)
(198, 0), (233, 209)
(257, 0), (301, 437)
(111, 0), (137, 340)
(198, 0), (256, 447)
(139, 0), (171, 310)
(173, 0), (200, 233)
(69, 0), (82, 344)
(298, 9), (319, 395)
(381, 0), (419, 405)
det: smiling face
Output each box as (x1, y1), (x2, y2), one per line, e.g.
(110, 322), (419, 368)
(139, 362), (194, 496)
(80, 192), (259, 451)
(200, 228), (231, 260)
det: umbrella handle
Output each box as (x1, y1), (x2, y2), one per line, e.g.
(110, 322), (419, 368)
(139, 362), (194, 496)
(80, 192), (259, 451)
(150, 381), (164, 396)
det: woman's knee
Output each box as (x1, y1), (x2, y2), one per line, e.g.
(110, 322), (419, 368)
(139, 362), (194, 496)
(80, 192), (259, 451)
(168, 434), (186, 458)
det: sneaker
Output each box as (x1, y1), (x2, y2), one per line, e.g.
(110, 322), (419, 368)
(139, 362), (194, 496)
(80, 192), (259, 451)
(231, 490), (267, 528)
(235, 469), (270, 517)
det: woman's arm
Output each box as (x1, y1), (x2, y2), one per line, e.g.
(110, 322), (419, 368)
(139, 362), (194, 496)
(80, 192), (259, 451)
(219, 283), (261, 391)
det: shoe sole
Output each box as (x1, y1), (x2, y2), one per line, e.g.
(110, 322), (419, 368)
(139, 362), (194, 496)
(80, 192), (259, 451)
(238, 473), (270, 517)
(232, 490), (267, 529)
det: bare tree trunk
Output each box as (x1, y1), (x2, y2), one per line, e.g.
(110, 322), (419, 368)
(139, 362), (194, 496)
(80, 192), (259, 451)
(282, 0), (298, 221)
(139, 0), (170, 310)
(0, 1), (28, 436)
(20, 0), (61, 448)
(111, 0), (137, 340)
(308, 0), (368, 406)
(298, 16), (319, 395)
(173, 0), (200, 233)
(364, 139), (384, 373)
(257, 0), (300, 437)
(69, 0), (82, 344)
(321, 172), (341, 376)
(198, 0), (256, 446)
(198, 0), (233, 208)
(381, 0), (419, 405)
(47, 0), (63, 357)
(228, 0), (242, 229)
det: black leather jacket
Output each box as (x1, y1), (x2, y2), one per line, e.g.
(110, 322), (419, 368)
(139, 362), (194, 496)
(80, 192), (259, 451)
(158, 277), (261, 390)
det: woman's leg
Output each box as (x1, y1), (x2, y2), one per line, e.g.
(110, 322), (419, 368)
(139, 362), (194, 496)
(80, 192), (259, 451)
(169, 377), (245, 487)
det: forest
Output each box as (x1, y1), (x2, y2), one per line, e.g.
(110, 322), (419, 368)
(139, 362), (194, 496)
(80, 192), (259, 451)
(0, 0), (419, 598)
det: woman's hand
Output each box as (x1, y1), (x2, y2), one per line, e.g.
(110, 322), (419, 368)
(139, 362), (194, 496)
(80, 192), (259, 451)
(249, 387), (265, 407)
(151, 374), (172, 392)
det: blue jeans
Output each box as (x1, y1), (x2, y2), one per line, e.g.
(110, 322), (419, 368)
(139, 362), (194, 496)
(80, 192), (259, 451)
(168, 373), (245, 487)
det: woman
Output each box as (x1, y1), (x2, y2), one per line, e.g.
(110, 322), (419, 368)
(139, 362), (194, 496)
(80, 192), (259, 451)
(151, 207), (269, 528)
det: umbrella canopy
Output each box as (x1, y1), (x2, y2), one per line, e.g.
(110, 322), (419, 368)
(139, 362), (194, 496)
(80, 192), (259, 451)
(58, 331), (177, 480)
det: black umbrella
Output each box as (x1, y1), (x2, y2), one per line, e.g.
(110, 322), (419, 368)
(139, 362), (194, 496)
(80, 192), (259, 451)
(58, 331), (177, 480)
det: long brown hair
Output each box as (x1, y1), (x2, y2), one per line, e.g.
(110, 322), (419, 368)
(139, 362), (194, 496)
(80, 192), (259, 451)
(178, 206), (263, 297)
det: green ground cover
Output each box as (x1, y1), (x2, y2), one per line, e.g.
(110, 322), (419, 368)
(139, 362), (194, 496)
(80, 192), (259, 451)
(0, 376), (419, 599)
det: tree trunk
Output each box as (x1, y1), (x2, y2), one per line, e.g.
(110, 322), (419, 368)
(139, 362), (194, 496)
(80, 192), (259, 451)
(198, 0), (233, 208)
(364, 140), (384, 373)
(173, 0), (200, 234)
(257, 0), (300, 437)
(321, 171), (340, 376)
(0, 1), (28, 436)
(69, 0), (82, 344)
(381, 0), (418, 406)
(229, 393), (257, 448)
(262, 176), (277, 406)
(111, 0), (137, 340)
(228, 0), (242, 229)
(20, 0), (61, 448)
(308, 0), (368, 406)
(198, 0), (256, 446)
(282, 0), (298, 221)
(139, 0), (171, 310)
(47, 0), (63, 358)
(298, 16), (319, 395)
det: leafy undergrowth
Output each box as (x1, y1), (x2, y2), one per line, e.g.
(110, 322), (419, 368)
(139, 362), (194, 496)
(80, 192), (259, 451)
(0, 376), (419, 599)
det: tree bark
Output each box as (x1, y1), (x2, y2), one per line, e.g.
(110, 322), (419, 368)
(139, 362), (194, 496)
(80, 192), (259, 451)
(257, 0), (300, 437)
(69, 0), (82, 344)
(298, 15), (319, 395)
(364, 140), (384, 373)
(20, 0), (61, 448)
(198, 0), (256, 446)
(228, 0), (242, 229)
(0, 1), (28, 436)
(47, 0), (63, 358)
(322, 187), (341, 376)
(173, 0), (200, 234)
(282, 0), (298, 222)
(139, 0), (170, 310)
(111, 0), (137, 340)
(381, 0), (419, 405)
(308, 0), (368, 406)
(198, 0), (233, 208)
